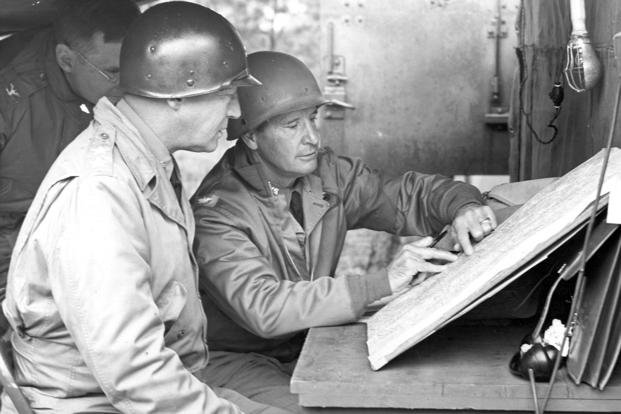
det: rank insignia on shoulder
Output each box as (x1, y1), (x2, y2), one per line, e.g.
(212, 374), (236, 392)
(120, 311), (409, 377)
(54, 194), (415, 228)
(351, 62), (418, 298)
(5, 83), (20, 100)
(196, 195), (219, 207)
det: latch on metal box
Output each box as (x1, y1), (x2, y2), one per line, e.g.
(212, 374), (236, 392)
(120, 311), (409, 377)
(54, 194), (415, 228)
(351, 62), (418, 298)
(324, 22), (355, 119)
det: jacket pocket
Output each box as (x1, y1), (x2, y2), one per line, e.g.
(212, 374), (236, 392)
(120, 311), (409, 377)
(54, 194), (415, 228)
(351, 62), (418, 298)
(155, 281), (188, 332)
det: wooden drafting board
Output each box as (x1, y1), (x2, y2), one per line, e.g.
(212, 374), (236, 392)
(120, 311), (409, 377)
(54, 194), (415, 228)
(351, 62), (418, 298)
(366, 148), (621, 370)
(447, 209), (619, 325)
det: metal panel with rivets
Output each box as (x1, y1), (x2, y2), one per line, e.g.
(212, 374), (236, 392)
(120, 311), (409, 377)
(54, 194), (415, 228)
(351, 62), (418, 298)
(319, 0), (519, 177)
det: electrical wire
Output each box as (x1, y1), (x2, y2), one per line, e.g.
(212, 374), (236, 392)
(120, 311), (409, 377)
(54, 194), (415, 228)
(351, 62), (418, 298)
(539, 80), (621, 414)
(516, 0), (566, 149)
(529, 264), (567, 341)
(512, 260), (559, 313)
(522, 72), (565, 145)
(528, 368), (541, 414)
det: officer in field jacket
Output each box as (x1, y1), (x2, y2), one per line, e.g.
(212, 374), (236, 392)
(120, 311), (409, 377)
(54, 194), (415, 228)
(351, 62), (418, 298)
(192, 51), (497, 411)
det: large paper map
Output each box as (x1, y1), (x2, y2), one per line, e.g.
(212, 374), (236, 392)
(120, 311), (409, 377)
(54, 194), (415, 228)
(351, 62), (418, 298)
(366, 148), (621, 370)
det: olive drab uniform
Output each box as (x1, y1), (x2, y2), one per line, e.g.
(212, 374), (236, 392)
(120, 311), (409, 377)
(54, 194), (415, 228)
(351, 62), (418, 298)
(0, 28), (92, 298)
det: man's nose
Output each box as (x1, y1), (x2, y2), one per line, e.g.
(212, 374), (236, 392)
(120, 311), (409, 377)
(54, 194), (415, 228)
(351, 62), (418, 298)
(227, 93), (241, 119)
(303, 118), (320, 145)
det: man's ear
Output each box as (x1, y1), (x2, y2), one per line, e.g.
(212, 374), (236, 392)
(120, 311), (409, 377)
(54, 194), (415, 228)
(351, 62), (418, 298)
(167, 98), (183, 111)
(56, 44), (76, 73)
(241, 131), (258, 150)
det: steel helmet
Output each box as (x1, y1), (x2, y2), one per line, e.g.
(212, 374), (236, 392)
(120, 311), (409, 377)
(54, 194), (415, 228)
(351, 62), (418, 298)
(119, 1), (260, 98)
(227, 51), (327, 139)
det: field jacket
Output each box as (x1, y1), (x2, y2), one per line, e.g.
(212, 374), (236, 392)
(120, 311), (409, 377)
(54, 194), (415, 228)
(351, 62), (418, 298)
(1, 98), (240, 413)
(192, 142), (484, 361)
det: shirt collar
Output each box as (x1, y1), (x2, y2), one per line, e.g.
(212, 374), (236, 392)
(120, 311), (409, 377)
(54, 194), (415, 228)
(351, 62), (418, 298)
(229, 141), (316, 200)
(278, 178), (304, 205)
(116, 98), (174, 179)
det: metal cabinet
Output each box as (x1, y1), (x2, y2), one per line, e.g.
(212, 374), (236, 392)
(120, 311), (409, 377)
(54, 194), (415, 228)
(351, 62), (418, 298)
(319, 0), (519, 176)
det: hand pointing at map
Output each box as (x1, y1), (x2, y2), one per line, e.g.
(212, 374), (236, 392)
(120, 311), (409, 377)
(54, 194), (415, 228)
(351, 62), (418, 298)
(449, 205), (498, 255)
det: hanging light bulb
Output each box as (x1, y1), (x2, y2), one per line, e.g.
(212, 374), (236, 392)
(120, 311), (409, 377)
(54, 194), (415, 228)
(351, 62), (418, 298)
(564, 0), (602, 92)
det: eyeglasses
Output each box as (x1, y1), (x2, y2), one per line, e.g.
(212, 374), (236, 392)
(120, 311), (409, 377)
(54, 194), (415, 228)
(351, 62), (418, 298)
(73, 49), (119, 83)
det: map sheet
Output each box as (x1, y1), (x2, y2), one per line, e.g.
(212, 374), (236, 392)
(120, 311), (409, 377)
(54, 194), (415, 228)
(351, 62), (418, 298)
(366, 148), (621, 370)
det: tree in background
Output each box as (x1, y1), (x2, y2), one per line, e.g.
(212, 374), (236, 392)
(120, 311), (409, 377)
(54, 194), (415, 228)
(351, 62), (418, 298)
(144, 0), (320, 78)
(214, 0), (320, 78)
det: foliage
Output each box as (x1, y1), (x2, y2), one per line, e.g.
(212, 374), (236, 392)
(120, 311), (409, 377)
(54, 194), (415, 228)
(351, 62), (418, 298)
(145, 0), (321, 78)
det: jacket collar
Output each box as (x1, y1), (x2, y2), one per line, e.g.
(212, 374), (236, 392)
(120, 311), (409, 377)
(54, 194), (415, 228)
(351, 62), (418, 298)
(94, 98), (186, 227)
(228, 142), (275, 198)
(117, 99), (174, 179)
(228, 141), (335, 233)
(301, 173), (332, 234)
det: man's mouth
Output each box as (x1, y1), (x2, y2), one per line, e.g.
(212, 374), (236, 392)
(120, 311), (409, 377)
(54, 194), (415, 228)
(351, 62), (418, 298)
(297, 149), (318, 158)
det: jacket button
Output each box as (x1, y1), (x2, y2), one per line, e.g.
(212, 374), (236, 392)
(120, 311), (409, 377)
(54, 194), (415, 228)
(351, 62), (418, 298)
(177, 330), (185, 339)
(100, 133), (109, 140)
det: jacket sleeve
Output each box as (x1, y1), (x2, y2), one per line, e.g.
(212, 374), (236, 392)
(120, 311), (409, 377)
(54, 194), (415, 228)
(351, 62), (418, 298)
(41, 176), (241, 414)
(333, 154), (485, 235)
(194, 204), (391, 339)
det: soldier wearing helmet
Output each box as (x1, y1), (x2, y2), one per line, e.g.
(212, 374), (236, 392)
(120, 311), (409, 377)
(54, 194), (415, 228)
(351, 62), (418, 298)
(1, 3), (289, 413)
(191, 51), (497, 410)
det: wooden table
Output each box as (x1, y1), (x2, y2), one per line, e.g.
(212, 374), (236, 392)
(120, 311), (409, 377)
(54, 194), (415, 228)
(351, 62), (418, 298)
(291, 322), (621, 413)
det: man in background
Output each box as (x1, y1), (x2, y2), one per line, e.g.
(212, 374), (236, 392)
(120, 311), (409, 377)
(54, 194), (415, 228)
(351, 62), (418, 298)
(0, 0), (140, 305)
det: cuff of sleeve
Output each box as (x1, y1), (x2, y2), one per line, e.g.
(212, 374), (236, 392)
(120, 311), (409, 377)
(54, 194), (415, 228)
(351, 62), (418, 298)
(344, 269), (391, 316)
(450, 201), (484, 221)
(447, 194), (485, 224)
(364, 269), (391, 303)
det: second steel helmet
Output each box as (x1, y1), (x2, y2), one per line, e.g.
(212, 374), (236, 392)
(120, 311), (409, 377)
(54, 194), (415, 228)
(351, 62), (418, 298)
(119, 1), (260, 99)
(227, 51), (327, 139)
